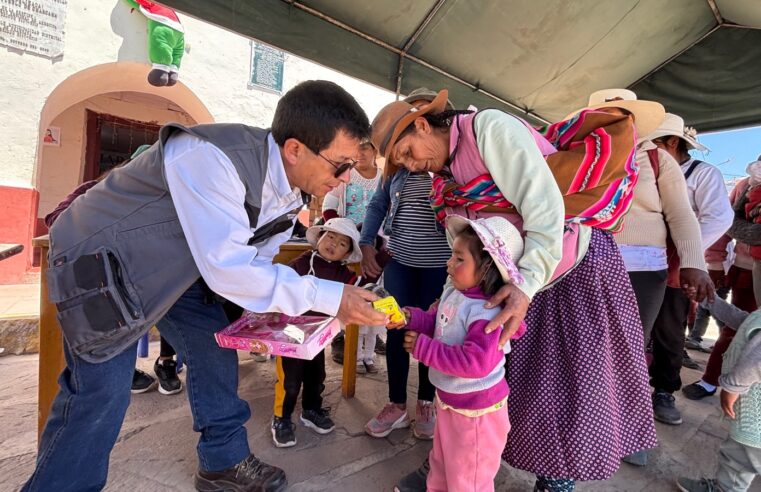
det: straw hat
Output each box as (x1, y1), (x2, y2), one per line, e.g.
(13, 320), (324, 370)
(565, 88), (665, 136)
(445, 215), (525, 285)
(645, 113), (710, 152)
(371, 89), (450, 160)
(305, 218), (363, 263)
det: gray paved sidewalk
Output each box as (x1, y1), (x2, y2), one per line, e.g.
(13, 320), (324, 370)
(1, 343), (759, 491)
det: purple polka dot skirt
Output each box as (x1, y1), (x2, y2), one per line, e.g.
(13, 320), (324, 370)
(503, 229), (657, 480)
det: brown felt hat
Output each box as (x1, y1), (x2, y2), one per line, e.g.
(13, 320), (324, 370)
(371, 89), (450, 162)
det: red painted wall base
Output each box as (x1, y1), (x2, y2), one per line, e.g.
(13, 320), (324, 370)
(0, 185), (39, 284)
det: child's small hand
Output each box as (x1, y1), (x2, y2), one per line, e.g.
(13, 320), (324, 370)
(386, 308), (410, 329)
(403, 330), (418, 353)
(720, 389), (739, 419)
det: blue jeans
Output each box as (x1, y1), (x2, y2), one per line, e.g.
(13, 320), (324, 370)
(383, 258), (447, 404)
(24, 281), (251, 491)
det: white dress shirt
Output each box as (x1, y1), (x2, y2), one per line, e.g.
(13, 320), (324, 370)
(163, 132), (344, 316)
(681, 158), (734, 250)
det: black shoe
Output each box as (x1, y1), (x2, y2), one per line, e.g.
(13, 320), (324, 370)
(653, 391), (683, 425)
(300, 408), (335, 434)
(682, 381), (716, 400)
(374, 335), (387, 355)
(195, 453), (287, 492)
(331, 332), (345, 365)
(682, 352), (701, 370)
(131, 369), (156, 394)
(271, 416), (296, 448)
(394, 457), (429, 492)
(622, 450), (648, 466)
(154, 358), (183, 395)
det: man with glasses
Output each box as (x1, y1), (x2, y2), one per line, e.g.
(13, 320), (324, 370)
(25, 80), (387, 492)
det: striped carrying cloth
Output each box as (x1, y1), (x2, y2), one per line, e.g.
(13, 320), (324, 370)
(430, 109), (638, 232)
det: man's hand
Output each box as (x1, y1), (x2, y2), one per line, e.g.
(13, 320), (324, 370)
(484, 283), (530, 350)
(720, 389), (739, 419)
(680, 268), (716, 303)
(387, 308), (410, 329)
(403, 330), (419, 354)
(708, 269), (726, 290)
(360, 245), (382, 278)
(336, 285), (386, 326)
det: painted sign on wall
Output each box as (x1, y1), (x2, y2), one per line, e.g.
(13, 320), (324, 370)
(250, 42), (284, 94)
(0, 0), (67, 58)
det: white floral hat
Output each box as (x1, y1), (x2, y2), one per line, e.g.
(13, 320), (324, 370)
(306, 218), (363, 263)
(445, 215), (525, 284)
(645, 113), (710, 152)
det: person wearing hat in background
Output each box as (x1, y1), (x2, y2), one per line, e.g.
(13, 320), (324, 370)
(388, 215), (526, 492)
(639, 113), (731, 412)
(360, 88), (456, 442)
(270, 218), (374, 448)
(379, 88), (657, 492)
(322, 137), (387, 369)
(43, 144), (184, 396)
(740, 158), (761, 305)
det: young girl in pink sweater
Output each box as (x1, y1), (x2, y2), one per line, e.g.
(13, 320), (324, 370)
(390, 215), (525, 492)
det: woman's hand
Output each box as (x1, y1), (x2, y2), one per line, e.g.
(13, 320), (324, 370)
(720, 389), (739, 419)
(680, 268), (716, 303)
(403, 330), (419, 353)
(484, 283), (530, 349)
(387, 308), (410, 329)
(360, 245), (382, 278)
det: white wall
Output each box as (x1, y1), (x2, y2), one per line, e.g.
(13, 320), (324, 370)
(0, 0), (395, 187)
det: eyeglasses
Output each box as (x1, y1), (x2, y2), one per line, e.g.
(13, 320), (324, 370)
(304, 144), (357, 178)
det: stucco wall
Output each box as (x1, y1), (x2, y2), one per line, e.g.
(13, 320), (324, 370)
(0, 0), (395, 188)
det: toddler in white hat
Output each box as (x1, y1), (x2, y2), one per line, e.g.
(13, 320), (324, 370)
(388, 215), (526, 492)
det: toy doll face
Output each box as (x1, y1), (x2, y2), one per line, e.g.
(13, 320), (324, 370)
(317, 231), (352, 262)
(447, 235), (481, 291)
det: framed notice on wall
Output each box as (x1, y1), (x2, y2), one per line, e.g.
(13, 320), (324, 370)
(250, 42), (284, 94)
(0, 0), (68, 58)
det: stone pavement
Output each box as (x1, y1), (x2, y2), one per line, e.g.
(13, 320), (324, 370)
(1, 342), (759, 492)
(0, 283), (40, 356)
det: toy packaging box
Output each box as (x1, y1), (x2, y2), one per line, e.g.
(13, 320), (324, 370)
(215, 312), (341, 360)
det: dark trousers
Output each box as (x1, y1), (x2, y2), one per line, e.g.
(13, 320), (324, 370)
(650, 286), (691, 393)
(703, 266), (757, 386)
(273, 351), (326, 420)
(159, 336), (176, 358)
(383, 258), (447, 404)
(628, 270), (668, 347)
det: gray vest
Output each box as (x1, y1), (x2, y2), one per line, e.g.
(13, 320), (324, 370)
(48, 123), (299, 362)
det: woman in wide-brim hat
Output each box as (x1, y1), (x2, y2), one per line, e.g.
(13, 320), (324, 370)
(375, 91), (657, 490)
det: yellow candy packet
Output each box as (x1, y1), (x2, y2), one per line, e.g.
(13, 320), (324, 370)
(372, 296), (405, 324)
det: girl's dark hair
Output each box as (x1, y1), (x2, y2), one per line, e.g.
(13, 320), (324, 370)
(456, 226), (504, 296)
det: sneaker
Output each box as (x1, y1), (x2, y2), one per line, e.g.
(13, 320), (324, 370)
(622, 450), (648, 466)
(412, 400), (435, 440)
(364, 360), (379, 374)
(394, 457), (429, 492)
(300, 408), (335, 434)
(676, 477), (721, 492)
(652, 391), (683, 425)
(271, 416), (297, 448)
(682, 381), (717, 400)
(365, 403), (410, 438)
(374, 335), (387, 355)
(331, 332), (345, 365)
(682, 351), (701, 370)
(131, 369), (156, 394)
(154, 358), (183, 395)
(684, 338), (703, 351)
(195, 453), (287, 492)
(356, 362), (367, 374)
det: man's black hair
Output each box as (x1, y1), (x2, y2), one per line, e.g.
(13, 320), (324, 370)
(271, 80), (370, 154)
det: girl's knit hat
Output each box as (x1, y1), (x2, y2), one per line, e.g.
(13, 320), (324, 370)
(306, 218), (363, 263)
(445, 215), (525, 285)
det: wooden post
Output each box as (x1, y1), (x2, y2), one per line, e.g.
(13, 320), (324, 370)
(341, 323), (359, 398)
(34, 235), (66, 443)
